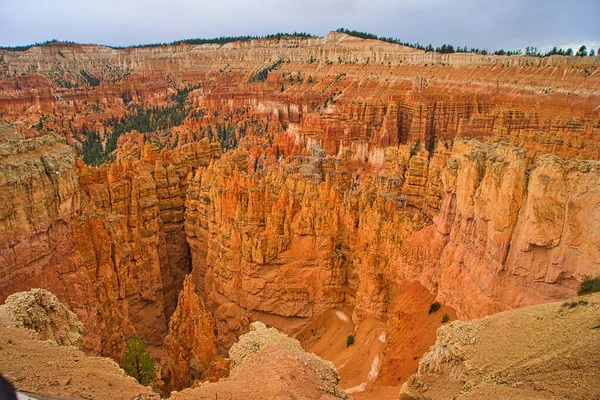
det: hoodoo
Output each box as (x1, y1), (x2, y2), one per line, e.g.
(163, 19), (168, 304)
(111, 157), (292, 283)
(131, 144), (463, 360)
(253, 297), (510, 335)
(1, 25), (599, 399)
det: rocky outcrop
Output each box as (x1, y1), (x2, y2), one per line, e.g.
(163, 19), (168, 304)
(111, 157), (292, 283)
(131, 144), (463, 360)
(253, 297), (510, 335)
(0, 125), (100, 351)
(170, 321), (353, 400)
(0, 123), (221, 358)
(0, 288), (83, 347)
(392, 140), (600, 319)
(74, 139), (221, 358)
(0, 294), (159, 400)
(399, 292), (600, 400)
(164, 275), (217, 391)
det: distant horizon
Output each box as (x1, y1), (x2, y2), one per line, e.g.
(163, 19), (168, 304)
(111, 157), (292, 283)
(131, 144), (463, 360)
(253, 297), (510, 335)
(1, 0), (598, 53)
(1, 29), (599, 56)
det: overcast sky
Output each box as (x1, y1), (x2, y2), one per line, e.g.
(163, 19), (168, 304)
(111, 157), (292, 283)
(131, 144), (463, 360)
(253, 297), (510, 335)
(1, 0), (598, 51)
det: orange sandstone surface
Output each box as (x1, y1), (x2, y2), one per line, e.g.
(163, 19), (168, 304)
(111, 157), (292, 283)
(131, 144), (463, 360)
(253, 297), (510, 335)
(0, 32), (599, 399)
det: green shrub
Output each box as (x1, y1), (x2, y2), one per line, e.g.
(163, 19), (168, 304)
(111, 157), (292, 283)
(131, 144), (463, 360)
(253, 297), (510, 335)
(122, 333), (156, 385)
(346, 334), (355, 347)
(429, 301), (441, 314)
(578, 276), (600, 295)
(441, 313), (450, 323)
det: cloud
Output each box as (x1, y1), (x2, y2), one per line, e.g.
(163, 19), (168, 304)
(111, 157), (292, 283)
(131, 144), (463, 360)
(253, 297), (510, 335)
(0, 0), (598, 50)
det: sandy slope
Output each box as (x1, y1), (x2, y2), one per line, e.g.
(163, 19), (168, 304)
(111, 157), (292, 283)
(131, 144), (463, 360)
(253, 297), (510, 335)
(296, 307), (389, 399)
(296, 282), (457, 400)
(0, 325), (158, 400)
(400, 293), (600, 399)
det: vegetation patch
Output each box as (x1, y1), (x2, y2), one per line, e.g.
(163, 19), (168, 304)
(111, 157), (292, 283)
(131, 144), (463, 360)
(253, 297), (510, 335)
(335, 27), (594, 57)
(562, 300), (589, 309)
(346, 334), (355, 347)
(578, 276), (600, 295)
(429, 301), (441, 314)
(249, 60), (283, 83)
(81, 70), (101, 87)
(122, 333), (156, 386)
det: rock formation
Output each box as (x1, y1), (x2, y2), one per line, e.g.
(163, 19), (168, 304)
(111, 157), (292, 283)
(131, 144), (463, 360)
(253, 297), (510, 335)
(0, 33), (599, 398)
(0, 124), (100, 350)
(164, 275), (217, 391)
(0, 288), (83, 347)
(392, 139), (600, 319)
(0, 289), (159, 400)
(170, 321), (353, 400)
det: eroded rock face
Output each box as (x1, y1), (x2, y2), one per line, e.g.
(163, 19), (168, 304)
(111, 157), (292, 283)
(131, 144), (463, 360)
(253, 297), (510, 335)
(73, 138), (221, 358)
(185, 138), (600, 351)
(170, 321), (353, 400)
(0, 123), (221, 358)
(392, 139), (600, 319)
(0, 288), (83, 347)
(164, 275), (217, 391)
(0, 126), (99, 350)
(1, 35), (599, 395)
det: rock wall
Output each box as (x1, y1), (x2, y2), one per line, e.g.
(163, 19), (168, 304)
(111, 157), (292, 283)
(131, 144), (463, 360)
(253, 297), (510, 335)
(392, 140), (600, 319)
(73, 138), (221, 357)
(0, 124), (100, 350)
(184, 138), (600, 347)
(164, 275), (217, 391)
(0, 123), (221, 358)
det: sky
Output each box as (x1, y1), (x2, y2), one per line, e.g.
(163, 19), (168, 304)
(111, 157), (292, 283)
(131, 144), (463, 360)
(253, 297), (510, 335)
(0, 0), (598, 52)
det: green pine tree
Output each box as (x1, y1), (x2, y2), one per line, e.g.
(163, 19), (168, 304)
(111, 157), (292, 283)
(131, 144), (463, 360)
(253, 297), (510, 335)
(122, 333), (156, 386)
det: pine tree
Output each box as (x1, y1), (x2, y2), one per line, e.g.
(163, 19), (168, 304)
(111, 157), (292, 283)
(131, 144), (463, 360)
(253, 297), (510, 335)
(576, 45), (588, 57)
(122, 333), (156, 386)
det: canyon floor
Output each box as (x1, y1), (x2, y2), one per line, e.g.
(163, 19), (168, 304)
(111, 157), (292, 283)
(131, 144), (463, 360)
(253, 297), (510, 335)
(0, 32), (599, 399)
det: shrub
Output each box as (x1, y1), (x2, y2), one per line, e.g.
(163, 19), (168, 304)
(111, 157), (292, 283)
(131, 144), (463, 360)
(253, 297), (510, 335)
(441, 313), (450, 323)
(562, 300), (589, 309)
(578, 276), (600, 295)
(122, 333), (156, 385)
(346, 334), (355, 347)
(429, 301), (441, 314)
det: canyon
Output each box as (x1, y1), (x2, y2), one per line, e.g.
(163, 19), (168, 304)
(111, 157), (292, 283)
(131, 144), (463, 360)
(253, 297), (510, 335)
(0, 32), (599, 399)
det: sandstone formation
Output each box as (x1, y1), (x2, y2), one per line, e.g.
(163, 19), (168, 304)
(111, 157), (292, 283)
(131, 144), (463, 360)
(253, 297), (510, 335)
(0, 124), (99, 350)
(0, 122), (221, 358)
(170, 321), (353, 400)
(164, 275), (217, 391)
(0, 32), (599, 398)
(399, 292), (600, 400)
(392, 139), (600, 319)
(184, 139), (600, 341)
(0, 288), (83, 347)
(74, 138), (221, 358)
